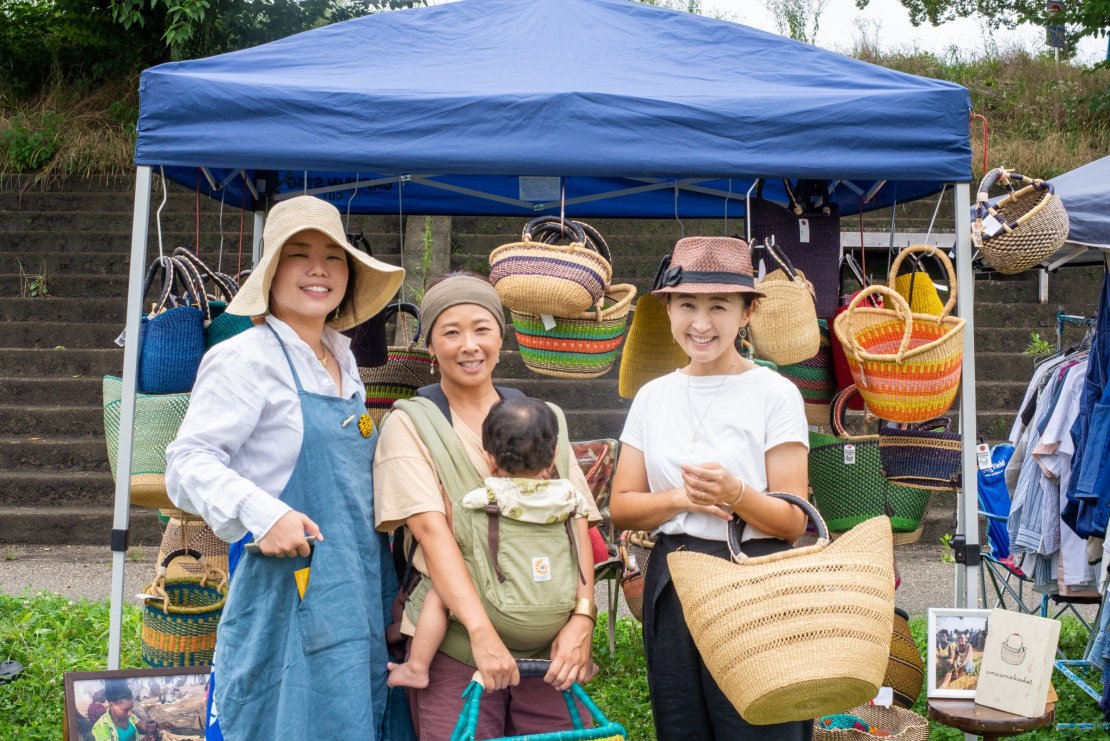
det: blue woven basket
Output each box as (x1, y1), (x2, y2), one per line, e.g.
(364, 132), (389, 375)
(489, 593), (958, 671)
(878, 418), (962, 491)
(136, 256), (208, 394)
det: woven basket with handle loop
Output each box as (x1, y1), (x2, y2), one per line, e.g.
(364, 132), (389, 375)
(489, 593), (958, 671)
(490, 216), (613, 316)
(749, 238), (821, 366)
(833, 245), (965, 424)
(617, 530), (655, 623)
(814, 703), (929, 740)
(973, 167), (1069, 275)
(668, 492), (895, 725)
(141, 547), (227, 667)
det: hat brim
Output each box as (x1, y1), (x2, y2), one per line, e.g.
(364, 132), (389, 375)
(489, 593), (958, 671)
(652, 283), (765, 299)
(225, 229), (404, 331)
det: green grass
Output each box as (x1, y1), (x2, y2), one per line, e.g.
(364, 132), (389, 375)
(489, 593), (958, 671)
(1, 593), (1105, 739)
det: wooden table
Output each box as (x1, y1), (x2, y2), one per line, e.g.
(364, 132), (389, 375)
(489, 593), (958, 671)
(927, 699), (1055, 740)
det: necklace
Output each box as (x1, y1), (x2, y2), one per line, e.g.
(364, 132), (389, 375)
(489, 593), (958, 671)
(685, 359), (736, 445)
(316, 344), (328, 369)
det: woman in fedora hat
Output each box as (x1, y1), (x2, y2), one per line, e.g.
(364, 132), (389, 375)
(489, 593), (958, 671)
(166, 195), (405, 739)
(610, 236), (812, 739)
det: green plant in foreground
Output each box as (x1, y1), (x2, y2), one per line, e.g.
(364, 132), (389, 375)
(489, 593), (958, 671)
(16, 260), (49, 298)
(1, 113), (61, 172)
(1024, 331), (1055, 357)
(939, 532), (955, 563)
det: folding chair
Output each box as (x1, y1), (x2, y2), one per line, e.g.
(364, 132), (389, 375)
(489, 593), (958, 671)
(572, 438), (624, 656)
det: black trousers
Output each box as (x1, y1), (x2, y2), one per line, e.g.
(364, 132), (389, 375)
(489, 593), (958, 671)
(644, 533), (813, 741)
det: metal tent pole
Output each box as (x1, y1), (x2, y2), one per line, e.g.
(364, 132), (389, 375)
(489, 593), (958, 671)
(954, 181), (980, 612)
(107, 166), (153, 668)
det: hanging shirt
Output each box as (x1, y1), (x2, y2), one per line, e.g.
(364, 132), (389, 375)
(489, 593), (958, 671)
(166, 316), (363, 543)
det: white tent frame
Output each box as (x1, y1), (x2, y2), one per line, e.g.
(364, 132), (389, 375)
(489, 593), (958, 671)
(108, 170), (981, 677)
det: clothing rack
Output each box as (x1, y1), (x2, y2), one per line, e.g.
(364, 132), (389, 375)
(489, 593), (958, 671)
(1054, 587), (1110, 731)
(1056, 312), (1097, 352)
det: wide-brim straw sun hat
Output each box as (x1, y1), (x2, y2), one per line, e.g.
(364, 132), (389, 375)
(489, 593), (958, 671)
(225, 195), (404, 331)
(651, 236), (765, 298)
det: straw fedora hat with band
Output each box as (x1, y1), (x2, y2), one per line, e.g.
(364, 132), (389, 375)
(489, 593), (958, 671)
(225, 195), (404, 331)
(651, 236), (765, 299)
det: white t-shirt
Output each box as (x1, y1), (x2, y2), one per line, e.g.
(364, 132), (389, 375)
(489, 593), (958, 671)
(620, 366), (809, 542)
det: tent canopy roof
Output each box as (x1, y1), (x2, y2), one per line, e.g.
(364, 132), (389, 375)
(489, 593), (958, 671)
(135, 0), (972, 216)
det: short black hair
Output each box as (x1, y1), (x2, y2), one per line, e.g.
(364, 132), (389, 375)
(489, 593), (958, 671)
(103, 680), (133, 703)
(482, 397), (558, 476)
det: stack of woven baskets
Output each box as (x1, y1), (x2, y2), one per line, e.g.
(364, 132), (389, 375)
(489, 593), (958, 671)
(490, 217), (635, 379)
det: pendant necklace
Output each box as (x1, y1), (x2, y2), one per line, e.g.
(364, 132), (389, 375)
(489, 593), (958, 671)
(686, 359), (736, 445)
(316, 344), (328, 368)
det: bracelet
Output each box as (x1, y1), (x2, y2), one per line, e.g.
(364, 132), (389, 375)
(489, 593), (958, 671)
(726, 478), (747, 509)
(572, 597), (597, 623)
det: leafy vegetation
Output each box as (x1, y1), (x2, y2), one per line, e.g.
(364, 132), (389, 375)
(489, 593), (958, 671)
(1, 593), (1104, 740)
(1024, 331), (1055, 357)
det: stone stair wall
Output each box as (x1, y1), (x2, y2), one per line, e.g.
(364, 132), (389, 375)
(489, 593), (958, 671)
(1, 175), (1103, 547)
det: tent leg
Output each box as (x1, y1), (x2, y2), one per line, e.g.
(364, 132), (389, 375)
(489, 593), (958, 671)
(108, 166), (153, 668)
(252, 209), (265, 264)
(1039, 269), (1049, 304)
(954, 181), (980, 611)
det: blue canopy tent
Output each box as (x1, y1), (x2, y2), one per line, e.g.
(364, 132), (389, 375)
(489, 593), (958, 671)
(1044, 155), (1110, 269)
(110, 0), (980, 665)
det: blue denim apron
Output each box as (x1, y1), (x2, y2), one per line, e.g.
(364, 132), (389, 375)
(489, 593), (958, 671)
(211, 328), (390, 740)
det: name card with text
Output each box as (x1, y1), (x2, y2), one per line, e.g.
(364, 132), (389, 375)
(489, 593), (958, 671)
(974, 608), (1060, 717)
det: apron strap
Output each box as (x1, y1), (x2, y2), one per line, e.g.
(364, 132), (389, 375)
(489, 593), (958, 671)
(265, 323), (307, 394)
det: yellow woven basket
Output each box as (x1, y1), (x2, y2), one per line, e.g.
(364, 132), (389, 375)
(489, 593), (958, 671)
(668, 493), (895, 725)
(618, 294), (688, 399)
(833, 246), (965, 424)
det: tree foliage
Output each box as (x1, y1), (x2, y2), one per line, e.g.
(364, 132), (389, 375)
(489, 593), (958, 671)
(767, 0), (831, 42)
(854, 0), (1110, 58)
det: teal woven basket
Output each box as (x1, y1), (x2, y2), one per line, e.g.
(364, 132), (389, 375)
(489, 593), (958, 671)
(450, 661), (627, 741)
(511, 284), (635, 379)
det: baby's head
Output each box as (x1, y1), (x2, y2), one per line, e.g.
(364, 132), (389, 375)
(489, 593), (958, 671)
(482, 397), (558, 479)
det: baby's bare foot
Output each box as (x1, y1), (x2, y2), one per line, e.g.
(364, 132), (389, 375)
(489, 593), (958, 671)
(387, 661), (430, 689)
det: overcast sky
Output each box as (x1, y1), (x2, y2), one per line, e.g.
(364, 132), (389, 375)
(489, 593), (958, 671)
(702, 0), (1108, 65)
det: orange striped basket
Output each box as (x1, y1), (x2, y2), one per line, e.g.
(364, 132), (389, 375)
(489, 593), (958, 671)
(833, 265), (965, 424)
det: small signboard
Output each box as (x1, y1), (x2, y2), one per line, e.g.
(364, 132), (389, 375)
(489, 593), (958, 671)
(1046, 1), (1066, 49)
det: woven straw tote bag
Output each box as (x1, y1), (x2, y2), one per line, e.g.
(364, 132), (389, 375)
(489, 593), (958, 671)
(359, 302), (433, 425)
(157, 513), (230, 581)
(973, 167), (1069, 275)
(813, 704), (929, 741)
(668, 493), (895, 725)
(833, 253), (965, 424)
(490, 216), (613, 316)
(749, 239), (821, 366)
(510, 284), (636, 379)
(886, 607), (925, 708)
(879, 417), (961, 491)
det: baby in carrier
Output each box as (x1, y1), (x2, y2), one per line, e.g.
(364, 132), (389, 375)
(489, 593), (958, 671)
(387, 396), (592, 688)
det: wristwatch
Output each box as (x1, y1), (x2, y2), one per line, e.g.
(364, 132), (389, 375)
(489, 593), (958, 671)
(572, 598), (597, 622)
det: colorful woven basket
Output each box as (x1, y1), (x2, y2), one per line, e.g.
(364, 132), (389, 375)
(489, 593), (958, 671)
(814, 704), (929, 741)
(142, 548), (227, 668)
(617, 293), (687, 399)
(973, 167), (1069, 275)
(103, 376), (189, 509)
(359, 302), (433, 425)
(618, 530), (655, 623)
(668, 493), (895, 725)
(450, 660), (627, 740)
(879, 417), (962, 491)
(808, 386), (931, 536)
(490, 217), (613, 316)
(511, 284), (636, 379)
(779, 319), (835, 427)
(749, 240), (821, 366)
(157, 514), (230, 581)
(833, 245), (965, 424)
(886, 607), (925, 708)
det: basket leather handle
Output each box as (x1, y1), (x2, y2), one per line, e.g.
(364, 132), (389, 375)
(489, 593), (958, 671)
(842, 284), (915, 363)
(726, 492), (829, 564)
(173, 246), (239, 303)
(382, 301), (422, 345)
(523, 215), (587, 246)
(142, 256), (179, 314)
(830, 384), (879, 441)
(167, 255), (213, 323)
(160, 547), (204, 569)
(887, 244), (958, 320)
(759, 238), (799, 282)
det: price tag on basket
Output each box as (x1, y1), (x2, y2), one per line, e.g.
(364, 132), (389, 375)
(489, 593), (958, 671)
(976, 443), (991, 471)
(843, 443), (856, 465)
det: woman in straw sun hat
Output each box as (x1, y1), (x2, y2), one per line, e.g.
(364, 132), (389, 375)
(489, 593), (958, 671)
(166, 195), (406, 739)
(610, 236), (812, 739)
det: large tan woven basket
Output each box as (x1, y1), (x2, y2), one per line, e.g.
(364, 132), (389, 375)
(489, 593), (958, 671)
(750, 240), (821, 366)
(668, 493), (895, 725)
(973, 167), (1069, 275)
(833, 246), (966, 424)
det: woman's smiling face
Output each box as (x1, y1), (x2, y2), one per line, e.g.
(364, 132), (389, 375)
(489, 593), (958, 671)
(666, 292), (751, 365)
(427, 303), (503, 388)
(268, 229), (349, 326)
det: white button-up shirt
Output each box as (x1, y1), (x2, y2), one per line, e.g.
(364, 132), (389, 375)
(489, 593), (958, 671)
(165, 316), (365, 543)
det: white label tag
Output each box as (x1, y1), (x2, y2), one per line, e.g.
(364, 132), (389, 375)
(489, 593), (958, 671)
(982, 214), (1005, 238)
(843, 444), (856, 465)
(872, 686), (894, 708)
(540, 314), (557, 331)
(518, 176), (562, 202)
(798, 218), (810, 243)
(114, 329), (127, 347)
(977, 443), (992, 471)
(532, 556), (552, 582)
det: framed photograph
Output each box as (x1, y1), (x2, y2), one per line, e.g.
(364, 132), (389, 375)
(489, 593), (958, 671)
(63, 666), (210, 741)
(927, 607), (991, 698)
